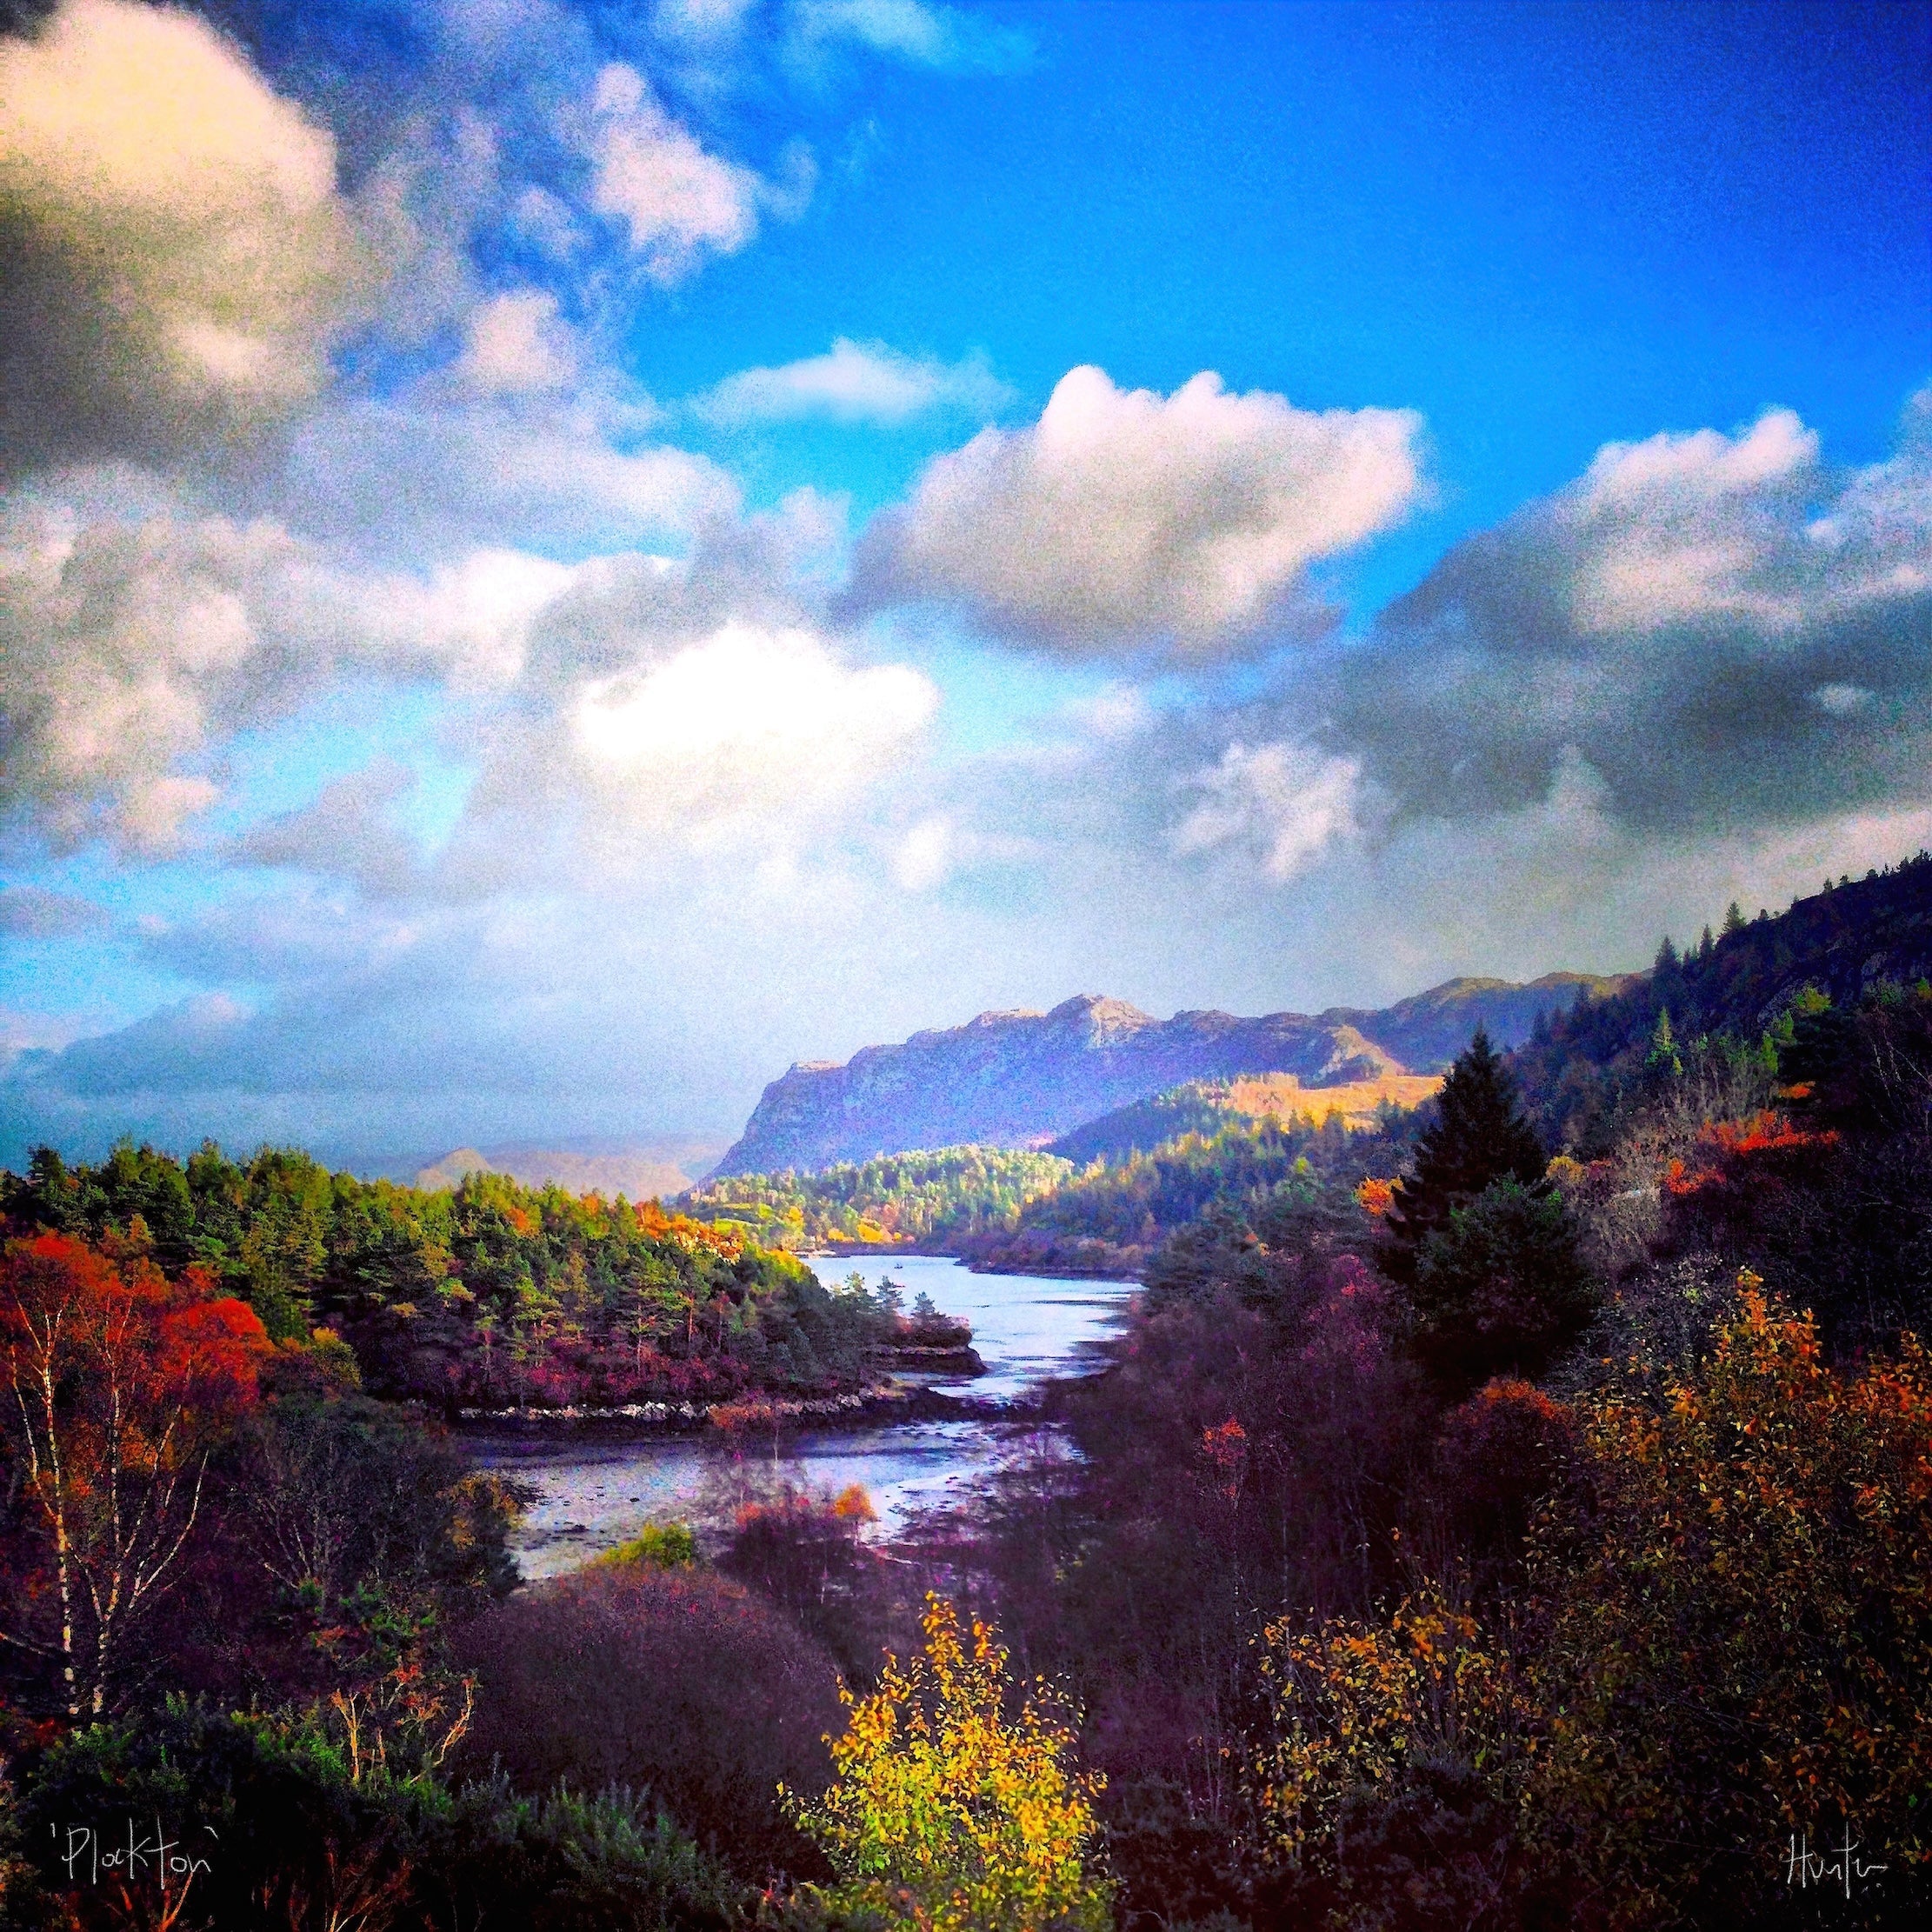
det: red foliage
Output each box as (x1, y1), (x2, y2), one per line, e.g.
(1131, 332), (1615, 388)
(1656, 1110), (1845, 1271)
(1432, 1376), (1575, 1558)
(1662, 1109), (1836, 1198)
(0, 1233), (270, 1714)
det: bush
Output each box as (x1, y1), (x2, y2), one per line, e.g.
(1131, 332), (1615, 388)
(787, 1594), (1113, 1932)
(456, 1561), (844, 1877)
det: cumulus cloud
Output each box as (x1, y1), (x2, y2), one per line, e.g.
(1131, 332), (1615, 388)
(1172, 740), (1366, 882)
(693, 337), (1011, 427)
(588, 61), (764, 281)
(236, 760), (426, 898)
(789, 0), (1032, 73)
(0, 0), (380, 476)
(566, 622), (937, 842)
(0, 489), (596, 851)
(1332, 390), (1932, 836)
(455, 289), (580, 395)
(849, 365), (1424, 655)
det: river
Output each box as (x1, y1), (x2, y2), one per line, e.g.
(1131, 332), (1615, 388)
(471, 1255), (1138, 1581)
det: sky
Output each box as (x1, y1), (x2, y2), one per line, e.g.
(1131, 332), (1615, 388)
(1, 0), (1929, 1169)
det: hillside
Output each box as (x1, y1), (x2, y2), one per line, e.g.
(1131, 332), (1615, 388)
(680, 1146), (1073, 1251)
(1515, 854), (1932, 1149)
(716, 974), (1622, 1175)
(1049, 1069), (1442, 1166)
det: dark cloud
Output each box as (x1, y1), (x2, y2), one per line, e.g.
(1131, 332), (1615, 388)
(1326, 396), (1932, 836)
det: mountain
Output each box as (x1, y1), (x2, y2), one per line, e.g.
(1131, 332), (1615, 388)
(403, 1135), (732, 1198)
(715, 974), (1625, 1176)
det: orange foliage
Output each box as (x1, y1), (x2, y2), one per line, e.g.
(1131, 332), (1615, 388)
(1354, 1176), (1397, 1219)
(1662, 1109), (1836, 1196)
(1200, 1417), (1249, 1501)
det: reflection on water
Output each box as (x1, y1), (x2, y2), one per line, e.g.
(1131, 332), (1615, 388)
(473, 1254), (1135, 1581)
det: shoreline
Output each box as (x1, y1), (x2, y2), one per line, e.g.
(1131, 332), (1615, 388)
(802, 1242), (1144, 1282)
(455, 1377), (1018, 1439)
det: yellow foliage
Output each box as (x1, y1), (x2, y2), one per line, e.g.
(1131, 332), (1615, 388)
(786, 1594), (1113, 1932)
(1248, 1585), (1529, 1870)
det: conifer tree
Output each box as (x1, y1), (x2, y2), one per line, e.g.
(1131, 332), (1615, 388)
(1382, 1027), (1548, 1283)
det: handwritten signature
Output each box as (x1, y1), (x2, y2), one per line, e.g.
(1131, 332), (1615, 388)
(50, 1818), (215, 1893)
(1785, 1828), (1888, 1898)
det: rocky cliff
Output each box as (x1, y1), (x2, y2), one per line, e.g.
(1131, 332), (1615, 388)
(714, 974), (1626, 1175)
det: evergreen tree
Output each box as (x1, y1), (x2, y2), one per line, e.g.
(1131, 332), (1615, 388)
(1722, 900), (1747, 936)
(1407, 1178), (1596, 1389)
(1382, 1028), (1547, 1283)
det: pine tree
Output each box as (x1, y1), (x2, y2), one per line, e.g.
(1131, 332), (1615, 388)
(1382, 1027), (1548, 1283)
(1722, 901), (1747, 936)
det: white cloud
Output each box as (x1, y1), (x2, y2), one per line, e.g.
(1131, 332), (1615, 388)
(655, 0), (761, 47)
(891, 815), (954, 890)
(589, 63), (763, 283)
(456, 290), (580, 395)
(0, 0), (380, 474)
(1172, 740), (1365, 882)
(570, 622), (937, 840)
(790, 0), (1031, 73)
(850, 365), (1424, 654)
(694, 338), (1011, 427)
(0, 489), (598, 851)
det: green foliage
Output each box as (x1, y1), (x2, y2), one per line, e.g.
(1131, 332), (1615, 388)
(2, 1142), (886, 1410)
(1047, 1084), (1249, 1166)
(787, 1595), (1113, 1932)
(1013, 1107), (1422, 1265)
(236, 1391), (527, 1700)
(1382, 1028), (1547, 1282)
(10, 1700), (742, 1932)
(1406, 1179), (1597, 1390)
(682, 1146), (1073, 1249)
(1513, 850), (1932, 1153)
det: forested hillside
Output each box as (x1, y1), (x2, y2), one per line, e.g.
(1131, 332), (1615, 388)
(1, 1145), (931, 1416)
(679, 1145), (1072, 1250)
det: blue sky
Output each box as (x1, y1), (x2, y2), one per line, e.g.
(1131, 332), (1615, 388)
(1, 0), (1928, 1168)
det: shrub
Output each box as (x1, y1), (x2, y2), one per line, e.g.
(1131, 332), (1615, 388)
(787, 1594), (1113, 1932)
(456, 1561), (843, 1877)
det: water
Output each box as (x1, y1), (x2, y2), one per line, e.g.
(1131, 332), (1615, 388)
(471, 1255), (1136, 1581)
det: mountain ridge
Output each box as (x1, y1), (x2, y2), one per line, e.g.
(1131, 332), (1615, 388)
(715, 972), (1629, 1176)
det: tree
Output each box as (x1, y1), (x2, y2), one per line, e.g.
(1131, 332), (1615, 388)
(0, 1236), (269, 1717)
(1527, 1282), (1932, 1928)
(1405, 1180), (1596, 1389)
(787, 1594), (1114, 1932)
(1382, 1029), (1548, 1283)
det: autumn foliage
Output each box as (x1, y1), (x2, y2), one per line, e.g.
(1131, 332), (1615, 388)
(788, 1593), (1114, 1932)
(0, 1234), (269, 1716)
